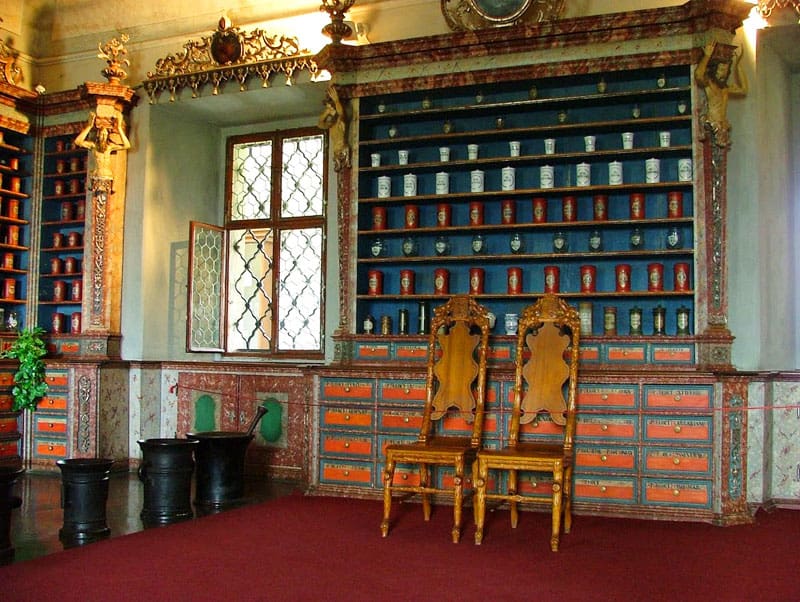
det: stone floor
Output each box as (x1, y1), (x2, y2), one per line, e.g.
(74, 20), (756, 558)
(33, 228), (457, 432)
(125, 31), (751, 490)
(7, 470), (299, 564)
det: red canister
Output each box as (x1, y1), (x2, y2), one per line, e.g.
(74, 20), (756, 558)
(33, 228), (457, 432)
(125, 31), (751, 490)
(399, 269), (415, 295)
(6, 199), (19, 219)
(371, 206), (387, 230)
(629, 193), (645, 219)
(562, 196), (577, 222)
(71, 280), (82, 301)
(674, 262), (691, 291)
(64, 257), (78, 274)
(615, 264), (631, 292)
(52, 232), (64, 248)
(53, 280), (66, 302)
(54, 180), (65, 195)
(433, 269), (449, 295)
(647, 263), (664, 291)
(469, 202), (484, 226)
(67, 231), (81, 247)
(367, 270), (383, 295)
(580, 265), (596, 292)
(61, 202), (74, 221)
(404, 205), (419, 229)
(10, 177), (20, 193)
(70, 156), (80, 172)
(3, 278), (15, 300)
(69, 179), (81, 194)
(55, 140), (65, 152)
(52, 312), (66, 334)
(56, 159), (66, 174)
(50, 257), (63, 274)
(436, 203), (451, 227)
(544, 266), (560, 293)
(532, 197), (548, 223)
(667, 191), (683, 218)
(593, 195), (608, 221)
(7, 225), (19, 246)
(2, 253), (12, 269)
(501, 200), (516, 225)
(469, 268), (484, 294)
(70, 312), (82, 334)
(76, 200), (86, 220)
(507, 267), (522, 294)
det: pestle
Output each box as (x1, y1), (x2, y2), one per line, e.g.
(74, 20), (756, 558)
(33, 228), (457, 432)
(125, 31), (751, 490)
(245, 405), (268, 436)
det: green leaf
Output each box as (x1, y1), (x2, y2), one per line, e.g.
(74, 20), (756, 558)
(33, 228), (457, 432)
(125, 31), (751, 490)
(0, 327), (49, 412)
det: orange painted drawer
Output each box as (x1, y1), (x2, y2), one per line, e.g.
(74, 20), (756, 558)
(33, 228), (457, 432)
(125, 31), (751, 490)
(579, 343), (602, 362)
(643, 385), (712, 410)
(642, 479), (711, 507)
(0, 372), (14, 386)
(516, 474), (553, 498)
(38, 395), (68, 411)
(644, 448), (711, 475)
(394, 342), (428, 361)
(578, 385), (638, 409)
(35, 440), (68, 458)
(487, 343), (513, 362)
(35, 415), (67, 435)
(651, 345), (694, 363)
(354, 342), (391, 361)
(575, 445), (637, 472)
(0, 394), (12, 411)
(378, 408), (423, 432)
(321, 433), (373, 458)
(319, 459), (373, 486)
(320, 378), (374, 401)
(388, 465), (422, 487)
(0, 441), (19, 457)
(379, 379), (426, 402)
(574, 477), (637, 503)
(644, 416), (711, 443)
(44, 371), (69, 388)
(0, 417), (18, 434)
(321, 406), (373, 430)
(576, 415), (637, 440)
(518, 415), (565, 439)
(605, 344), (646, 363)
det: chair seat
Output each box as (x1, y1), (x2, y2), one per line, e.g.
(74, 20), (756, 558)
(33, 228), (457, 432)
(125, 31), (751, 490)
(385, 437), (476, 463)
(477, 443), (571, 470)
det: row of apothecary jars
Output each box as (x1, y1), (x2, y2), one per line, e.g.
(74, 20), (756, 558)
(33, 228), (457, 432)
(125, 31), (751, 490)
(374, 158), (691, 198)
(366, 262), (690, 296)
(370, 192), (687, 231)
(370, 130), (683, 167)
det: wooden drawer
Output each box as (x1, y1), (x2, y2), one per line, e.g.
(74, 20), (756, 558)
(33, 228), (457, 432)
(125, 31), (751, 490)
(604, 344), (647, 364)
(319, 459), (374, 487)
(488, 341), (513, 362)
(643, 448), (712, 476)
(0, 371), (14, 387)
(393, 341), (428, 362)
(34, 439), (68, 459)
(578, 384), (638, 409)
(378, 408), (423, 433)
(320, 406), (373, 431)
(516, 413), (566, 441)
(353, 341), (391, 361)
(44, 370), (69, 389)
(34, 414), (67, 435)
(0, 440), (19, 458)
(578, 342), (602, 363)
(377, 434), (417, 457)
(38, 394), (69, 411)
(573, 476), (637, 504)
(0, 416), (18, 435)
(642, 478), (712, 508)
(319, 377), (374, 401)
(576, 414), (638, 441)
(643, 416), (712, 443)
(378, 462), (422, 487)
(575, 445), (637, 473)
(513, 473), (552, 499)
(378, 379), (426, 403)
(0, 394), (12, 411)
(650, 344), (695, 364)
(320, 432), (373, 459)
(643, 385), (712, 410)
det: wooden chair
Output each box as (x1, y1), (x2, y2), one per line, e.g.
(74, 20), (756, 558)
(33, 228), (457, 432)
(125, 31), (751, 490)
(473, 294), (580, 551)
(381, 295), (491, 543)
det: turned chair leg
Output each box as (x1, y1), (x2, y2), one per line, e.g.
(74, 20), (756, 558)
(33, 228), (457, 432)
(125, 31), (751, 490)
(550, 468), (563, 552)
(381, 458), (395, 537)
(473, 460), (487, 545)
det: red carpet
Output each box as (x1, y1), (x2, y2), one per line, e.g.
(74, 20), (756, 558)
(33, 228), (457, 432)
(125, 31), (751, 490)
(2, 493), (798, 601)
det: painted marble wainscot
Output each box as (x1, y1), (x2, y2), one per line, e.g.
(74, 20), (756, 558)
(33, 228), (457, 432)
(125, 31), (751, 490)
(98, 364), (131, 462)
(769, 376), (800, 505)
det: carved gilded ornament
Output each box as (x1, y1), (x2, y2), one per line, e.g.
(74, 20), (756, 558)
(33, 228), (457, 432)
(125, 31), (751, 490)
(143, 18), (319, 102)
(441, 0), (564, 31)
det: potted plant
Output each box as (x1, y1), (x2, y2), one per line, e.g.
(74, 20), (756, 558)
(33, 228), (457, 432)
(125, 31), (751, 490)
(1, 326), (48, 411)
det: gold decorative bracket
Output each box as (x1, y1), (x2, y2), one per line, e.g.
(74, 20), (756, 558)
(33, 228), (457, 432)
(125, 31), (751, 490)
(0, 40), (21, 86)
(142, 18), (320, 103)
(441, 0), (564, 31)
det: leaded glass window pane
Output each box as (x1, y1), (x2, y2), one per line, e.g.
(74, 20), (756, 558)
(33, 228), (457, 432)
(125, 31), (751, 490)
(278, 227), (323, 350)
(281, 135), (324, 218)
(231, 141), (272, 221)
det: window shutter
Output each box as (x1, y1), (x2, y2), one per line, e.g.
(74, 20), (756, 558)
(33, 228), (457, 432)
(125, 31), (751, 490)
(187, 221), (226, 352)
